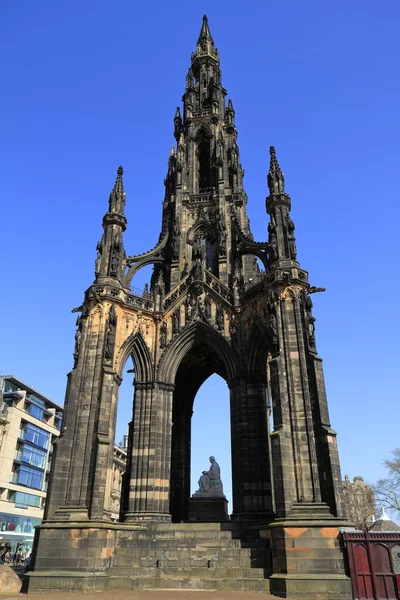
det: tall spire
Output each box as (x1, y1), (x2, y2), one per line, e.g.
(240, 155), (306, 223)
(95, 166), (127, 284)
(160, 13), (251, 291)
(197, 14), (214, 45)
(108, 166), (125, 214)
(193, 14), (219, 63)
(267, 146), (285, 194)
(266, 147), (298, 263)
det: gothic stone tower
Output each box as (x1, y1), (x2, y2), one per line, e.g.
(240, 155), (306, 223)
(26, 17), (352, 598)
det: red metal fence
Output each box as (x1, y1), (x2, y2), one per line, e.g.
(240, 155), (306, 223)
(343, 531), (400, 599)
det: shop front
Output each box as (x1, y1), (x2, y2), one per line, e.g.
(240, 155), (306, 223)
(0, 512), (41, 557)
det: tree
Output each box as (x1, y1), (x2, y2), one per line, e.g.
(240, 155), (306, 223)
(373, 448), (400, 515)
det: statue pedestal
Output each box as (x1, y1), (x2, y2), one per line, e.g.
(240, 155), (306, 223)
(188, 495), (229, 522)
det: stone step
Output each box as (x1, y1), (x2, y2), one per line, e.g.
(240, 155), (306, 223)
(113, 556), (254, 569)
(132, 530), (236, 540)
(113, 550), (270, 565)
(108, 575), (267, 592)
(109, 566), (265, 578)
(112, 521), (272, 590)
(113, 546), (254, 559)
(145, 522), (238, 532)
(116, 538), (242, 549)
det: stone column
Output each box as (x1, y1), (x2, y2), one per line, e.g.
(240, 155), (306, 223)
(45, 307), (107, 521)
(44, 370), (75, 520)
(307, 353), (347, 517)
(124, 382), (174, 521)
(230, 377), (274, 520)
(269, 294), (321, 518)
(170, 404), (192, 522)
(90, 367), (121, 519)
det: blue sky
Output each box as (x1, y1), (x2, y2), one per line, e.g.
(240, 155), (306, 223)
(1, 1), (400, 507)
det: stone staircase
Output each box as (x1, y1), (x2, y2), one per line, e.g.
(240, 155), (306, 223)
(107, 522), (271, 592)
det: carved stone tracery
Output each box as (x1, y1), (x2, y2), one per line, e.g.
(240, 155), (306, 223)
(44, 20), (348, 598)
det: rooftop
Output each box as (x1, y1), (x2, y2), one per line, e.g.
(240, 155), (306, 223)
(2, 375), (63, 411)
(370, 507), (400, 532)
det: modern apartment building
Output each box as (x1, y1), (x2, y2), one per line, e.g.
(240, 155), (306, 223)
(0, 375), (63, 555)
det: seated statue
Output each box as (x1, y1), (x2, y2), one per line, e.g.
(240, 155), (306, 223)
(195, 456), (224, 496)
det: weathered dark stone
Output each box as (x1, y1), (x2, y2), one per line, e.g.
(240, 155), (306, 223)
(188, 496), (229, 522)
(25, 14), (351, 598)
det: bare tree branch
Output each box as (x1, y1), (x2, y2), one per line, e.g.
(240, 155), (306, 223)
(373, 448), (400, 517)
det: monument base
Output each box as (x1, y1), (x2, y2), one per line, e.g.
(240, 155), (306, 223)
(266, 503), (352, 599)
(188, 495), (229, 522)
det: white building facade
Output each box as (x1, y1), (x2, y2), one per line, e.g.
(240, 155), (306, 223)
(0, 375), (62, 556)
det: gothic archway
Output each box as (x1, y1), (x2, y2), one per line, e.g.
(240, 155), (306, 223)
(155, 320), (273, 522)
(169, 335), (231, 522)
(157, 321), (237, 384)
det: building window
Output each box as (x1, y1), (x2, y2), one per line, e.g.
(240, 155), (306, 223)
(55, 411), (63, 431)
(26, 395), (45, 408)
(13, 465), (44, 490)
(17, 444), (47, 469)
(0, 512), (40, 533)
(26, 403), (44, 421)
(3, 380), (19, 393)
(20, 423), (50, 450)
(25, 395), (50, 422)
(8, 491), (41, 508)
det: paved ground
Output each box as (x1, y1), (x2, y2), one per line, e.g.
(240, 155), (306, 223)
(0, 591), (275, 600)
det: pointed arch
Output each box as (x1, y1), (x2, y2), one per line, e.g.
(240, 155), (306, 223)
(246, 320), (270, 379)
(281, 286), (296, 300)
(187, 219), (215, 241)
(116, 331), (153, 383)
(157, 321), (237, 384)
(193, 123), (213, 139)
(235, 247), (268, 271)
(125, 257), (165, 289)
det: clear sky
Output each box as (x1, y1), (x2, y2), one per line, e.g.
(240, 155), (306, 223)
(1, 1), (400, 509)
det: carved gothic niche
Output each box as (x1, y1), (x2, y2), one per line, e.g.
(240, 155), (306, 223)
(216, 130), (224, 163)
(195, 126), (215, 192)
(159, 321), (167, 349)
(171, 216), (181, 261)
(268, 214), (278, 262)
(73, 313), (83, 368)
(185, 293), (196, 323)
(191, 224), (216, 273)
(217, 213), (227, 257)
(233, 256), (244, 303)
(203, 293), (212, 320)
(215, 304), (225, 332)
(267, 289), (278, 311)
(266, 290), (279, 354)
(285, 213), (297, 261)
(94, 240), (102, 277)
(281, 287), (296, 302)
(104, 305), (118, 363)
(110, 235), (121, 277)
(300, 289), (317, 350)
(172, 308), (181, 336)
(229, 313), (239, 337)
